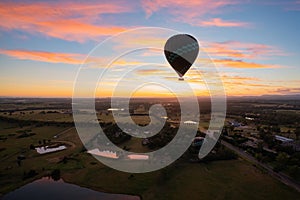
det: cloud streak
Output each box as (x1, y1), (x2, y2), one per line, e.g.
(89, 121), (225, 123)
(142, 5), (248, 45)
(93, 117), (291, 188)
(136, 69), (168, 75)
(141, 0), (249, 27)
(0, 49), (152, 68)
(141, 0), (238, 18)
(203, 41), (287, 59)
(199, 18), (250, 27)
(0, 0), (252, 43)
(0, 47), (283, 70)
(0, 49), (86, 64)
(213, 59), (282, 69)
(0, 1), (133, 42)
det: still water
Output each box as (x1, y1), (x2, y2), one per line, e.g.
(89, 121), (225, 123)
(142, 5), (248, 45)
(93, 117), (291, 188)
(3, 177), (140, 200)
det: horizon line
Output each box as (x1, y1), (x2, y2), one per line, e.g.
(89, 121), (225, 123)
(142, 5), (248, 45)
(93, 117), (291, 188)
(0, 94), (299, 99)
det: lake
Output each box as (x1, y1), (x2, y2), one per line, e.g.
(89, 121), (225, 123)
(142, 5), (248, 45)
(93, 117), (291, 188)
(2, 177), (140, 200)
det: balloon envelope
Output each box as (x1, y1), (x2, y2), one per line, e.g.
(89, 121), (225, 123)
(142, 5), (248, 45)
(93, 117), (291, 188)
(164, 34), (199, 78)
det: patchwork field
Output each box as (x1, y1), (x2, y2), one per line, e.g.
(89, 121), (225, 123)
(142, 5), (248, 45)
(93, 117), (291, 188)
(1, 119), (299, 199)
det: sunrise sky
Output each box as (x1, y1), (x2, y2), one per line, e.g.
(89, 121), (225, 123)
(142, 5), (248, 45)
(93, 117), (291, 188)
(0, 0), (300, 97)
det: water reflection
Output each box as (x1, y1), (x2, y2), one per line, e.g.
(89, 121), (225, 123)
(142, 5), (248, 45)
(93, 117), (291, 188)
(3, 177), (140, 200)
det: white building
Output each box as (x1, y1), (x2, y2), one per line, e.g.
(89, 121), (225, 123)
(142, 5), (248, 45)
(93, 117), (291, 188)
(184, 120), (198, 125)
(275, 135), (294, 143)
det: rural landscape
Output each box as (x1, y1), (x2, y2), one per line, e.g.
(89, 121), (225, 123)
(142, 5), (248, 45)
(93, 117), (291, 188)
(0, 97), (300, 199)
(1, 0), (300, 199)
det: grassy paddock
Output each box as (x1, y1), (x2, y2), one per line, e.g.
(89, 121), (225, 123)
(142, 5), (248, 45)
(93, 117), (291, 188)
(1, 120), (299, 199)
(61, 159), (300, 200)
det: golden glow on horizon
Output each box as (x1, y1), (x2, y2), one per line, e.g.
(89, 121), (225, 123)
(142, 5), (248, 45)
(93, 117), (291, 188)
(0, 75), (293, 98)
(0, 1), (298, 98)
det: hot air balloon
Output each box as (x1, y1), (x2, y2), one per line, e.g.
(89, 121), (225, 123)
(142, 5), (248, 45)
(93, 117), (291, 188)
(164, 34), (199, 81)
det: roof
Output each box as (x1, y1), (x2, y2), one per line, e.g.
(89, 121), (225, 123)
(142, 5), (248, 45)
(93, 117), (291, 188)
(275, 135), (293, 143)
(35, 145), (67, 154)
(127, 154), (149, 160)
(87, 149), (119, 159)
(184, 120), (198, 124)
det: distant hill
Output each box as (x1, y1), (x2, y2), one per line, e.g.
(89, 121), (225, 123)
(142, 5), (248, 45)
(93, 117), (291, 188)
(259, 94), (300, 100)
(228, 94), (300, 101)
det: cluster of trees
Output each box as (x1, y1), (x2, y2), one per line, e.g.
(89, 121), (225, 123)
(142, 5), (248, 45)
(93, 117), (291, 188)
(259, 130), (276, 148)
(103, 121), (179, 150)
(222, 133), (248, 147)
(146, 124), (177, 150)
(273, 152), (300, 181)
(30, 139), (52, 150)
(259, 111), (300, 125)
(39, 110), (60, 114)
(187, 141), (238, 162)
(17, 132), (36, 139)
(0, 115), (74, 128)
(224, 125), (300, 181)
(104, 124), (132, 145)
(50, 169), (61, 181)
(202, 146), (238, 162)
(23, 169), (38, 180)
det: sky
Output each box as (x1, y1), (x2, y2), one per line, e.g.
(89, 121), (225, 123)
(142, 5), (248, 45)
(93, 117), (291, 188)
(0, 0), (300, 97)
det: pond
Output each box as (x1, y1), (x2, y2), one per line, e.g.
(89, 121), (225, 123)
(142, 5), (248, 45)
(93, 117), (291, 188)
(3, 177), (140, 200)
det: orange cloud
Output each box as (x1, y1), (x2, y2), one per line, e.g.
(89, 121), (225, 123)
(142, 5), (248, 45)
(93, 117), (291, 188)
(0, 49), (147, 66)
(199, 18), (250, 27)
(203, 41), (286, 59)
(34, 20), (127, 43)
(203, 45), (246, 58)
(221, 75), (260, 81)
(0, 49), (86, 64)
(0, 1), (132, 42)
(274, 87), (300, 94)
(223, 77), (269, 94)
(213, 59), (282, 69)
(136, 69), (168, 76)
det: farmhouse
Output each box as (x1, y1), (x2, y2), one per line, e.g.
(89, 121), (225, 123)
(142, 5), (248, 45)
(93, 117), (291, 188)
(35, 145), (67, 154)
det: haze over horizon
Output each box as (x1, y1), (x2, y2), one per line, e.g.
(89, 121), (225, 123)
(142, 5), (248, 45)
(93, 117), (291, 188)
(0, 0), (299, 98)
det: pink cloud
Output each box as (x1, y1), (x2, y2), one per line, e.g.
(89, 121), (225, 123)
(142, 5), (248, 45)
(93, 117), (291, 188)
(203, 41), (287, 59)
(0, 49), (147, 66)
(199, 18), (250, 27)
(0, 1), (133, 42)
(141, 0), (237, 17)
(141, 0), (247, 27)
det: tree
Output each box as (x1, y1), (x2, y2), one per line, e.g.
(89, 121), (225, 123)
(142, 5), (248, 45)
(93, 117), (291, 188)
(273, 152), (289, 172)
(255, 153), (263, 162)
(271, 125), (280, 133)
(257, 142), (264, 153)
(295, 127), (300, 140)
(29, 144), (35, 150)
(287, 165), (300, 181)
(222, 127), (228, 136)
(51, 169), (61, 181)
(276, 152), (289, 163)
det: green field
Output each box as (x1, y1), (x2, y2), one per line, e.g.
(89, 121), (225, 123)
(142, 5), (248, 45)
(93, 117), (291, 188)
(0, 110), (73, 123)
(0, 118), (299, 199)
(62, 158), (300, 200)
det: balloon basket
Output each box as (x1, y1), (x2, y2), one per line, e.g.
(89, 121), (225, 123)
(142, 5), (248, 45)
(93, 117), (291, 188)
(178, 77), (184, 81)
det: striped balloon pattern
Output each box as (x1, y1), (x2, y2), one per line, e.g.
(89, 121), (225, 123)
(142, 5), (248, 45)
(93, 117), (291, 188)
(164, 34), (199, 77)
